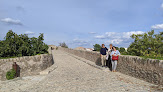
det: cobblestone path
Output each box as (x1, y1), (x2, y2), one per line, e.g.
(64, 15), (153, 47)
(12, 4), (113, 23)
(0, 50), (159, 92)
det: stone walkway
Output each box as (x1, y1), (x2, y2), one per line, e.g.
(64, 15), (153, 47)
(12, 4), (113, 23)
(0, 50), (160, 92)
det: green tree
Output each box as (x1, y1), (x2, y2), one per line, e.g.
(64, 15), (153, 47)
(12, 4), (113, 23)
(30, 37), (38, 55)
(93, 44), (101, 51)
(36, 33), (48, 54)
(59, 42), (68, 48)
(119, 47), (126, 53)
(128, 30), (163, 57)
(115, 47), (119, 51)
(18, 34), (30, 56)
(3, 30), (16, 57)
(0, 40), (4, 57)
(0, 30), (48, 58)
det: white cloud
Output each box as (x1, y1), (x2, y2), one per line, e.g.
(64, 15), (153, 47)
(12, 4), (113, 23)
(123, 31), (144, 38)
(151, 24), (163, 29)
(94, 35), (105, 39)
(25, 31), (35, 35)
(1, 18), (22, 25)
(105, 32), (116, 37)
(105, 39), (123, 45)
(95, 31), (144, 46)
(72, 38), (90, 46)
(89, 32), (96, 34)
(95, 32), (116, 39)
(161, 3), (163, 8)
(95, 31), (144, 39)
(105, 32), (121, 39)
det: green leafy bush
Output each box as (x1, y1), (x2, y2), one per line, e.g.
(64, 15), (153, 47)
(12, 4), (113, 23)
(6, 69), (16, 80)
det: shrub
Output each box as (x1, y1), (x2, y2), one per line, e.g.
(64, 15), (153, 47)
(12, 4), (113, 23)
(6, 69), (16, 80)
(59, 42), (68, 48)
(56, 47), (58, 50)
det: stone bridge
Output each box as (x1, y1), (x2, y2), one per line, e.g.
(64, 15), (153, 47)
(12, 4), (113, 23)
(0, 49), (162, 92)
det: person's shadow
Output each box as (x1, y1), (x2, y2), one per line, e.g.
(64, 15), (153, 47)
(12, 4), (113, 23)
(16, 65), (21, 77)
(95, 55), (112, 71)
(95, 57), (101, 66)
(106, 55), (112, 71)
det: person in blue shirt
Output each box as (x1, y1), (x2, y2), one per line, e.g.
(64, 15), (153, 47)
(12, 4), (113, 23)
(110, 46), (120, 72)
(100, 44), (108, 67)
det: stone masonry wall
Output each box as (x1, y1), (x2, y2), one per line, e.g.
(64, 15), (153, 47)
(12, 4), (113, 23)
(0, 54), (54, 81)
(58, 47), (163, 86)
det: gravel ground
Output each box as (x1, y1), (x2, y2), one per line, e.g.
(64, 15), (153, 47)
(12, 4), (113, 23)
(0, 50), (161, 92)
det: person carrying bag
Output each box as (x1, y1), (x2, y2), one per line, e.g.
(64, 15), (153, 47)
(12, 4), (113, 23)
(110, 46), (120, 72)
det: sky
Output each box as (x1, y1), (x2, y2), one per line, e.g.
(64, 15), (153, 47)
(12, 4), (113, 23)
(0, 0), (163, 48)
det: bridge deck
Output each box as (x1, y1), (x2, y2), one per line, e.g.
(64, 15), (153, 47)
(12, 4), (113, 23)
(0, 50), (158, 92)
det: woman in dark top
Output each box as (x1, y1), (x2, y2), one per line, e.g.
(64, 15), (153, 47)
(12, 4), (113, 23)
(106, 44), (113, 70)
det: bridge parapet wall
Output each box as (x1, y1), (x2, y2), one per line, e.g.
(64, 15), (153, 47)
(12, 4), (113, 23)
(59, 47), (163, 86)
(0, 54), (53, 81)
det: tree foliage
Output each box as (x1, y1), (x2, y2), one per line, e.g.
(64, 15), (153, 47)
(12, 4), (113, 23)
(119, 47), (126, 53)
(127, 30), (163, 57)
(115, 47), (119, 51)
(0, 30), (48, 57)
(59, 42), (68, 48)
(93, 44), (101, 51)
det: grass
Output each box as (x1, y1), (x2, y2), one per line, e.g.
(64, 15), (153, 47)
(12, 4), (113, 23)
(0, 53), (49, 59)
(121, 54), (163, 60)
(36, 53), (41, 55)
(120, 52), (163, 60)
(0, 56), (17, 59)
(140, 56), (163, 60)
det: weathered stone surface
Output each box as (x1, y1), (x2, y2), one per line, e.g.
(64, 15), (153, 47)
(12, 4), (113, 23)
(0, 54), (54, 81)
(59, 47), (163, 86)
(1, 50), (162, 92)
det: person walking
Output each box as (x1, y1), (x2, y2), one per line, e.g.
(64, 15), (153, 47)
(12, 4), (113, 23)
(100, 44), (108, 67)
(110, 46), (120, 72)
